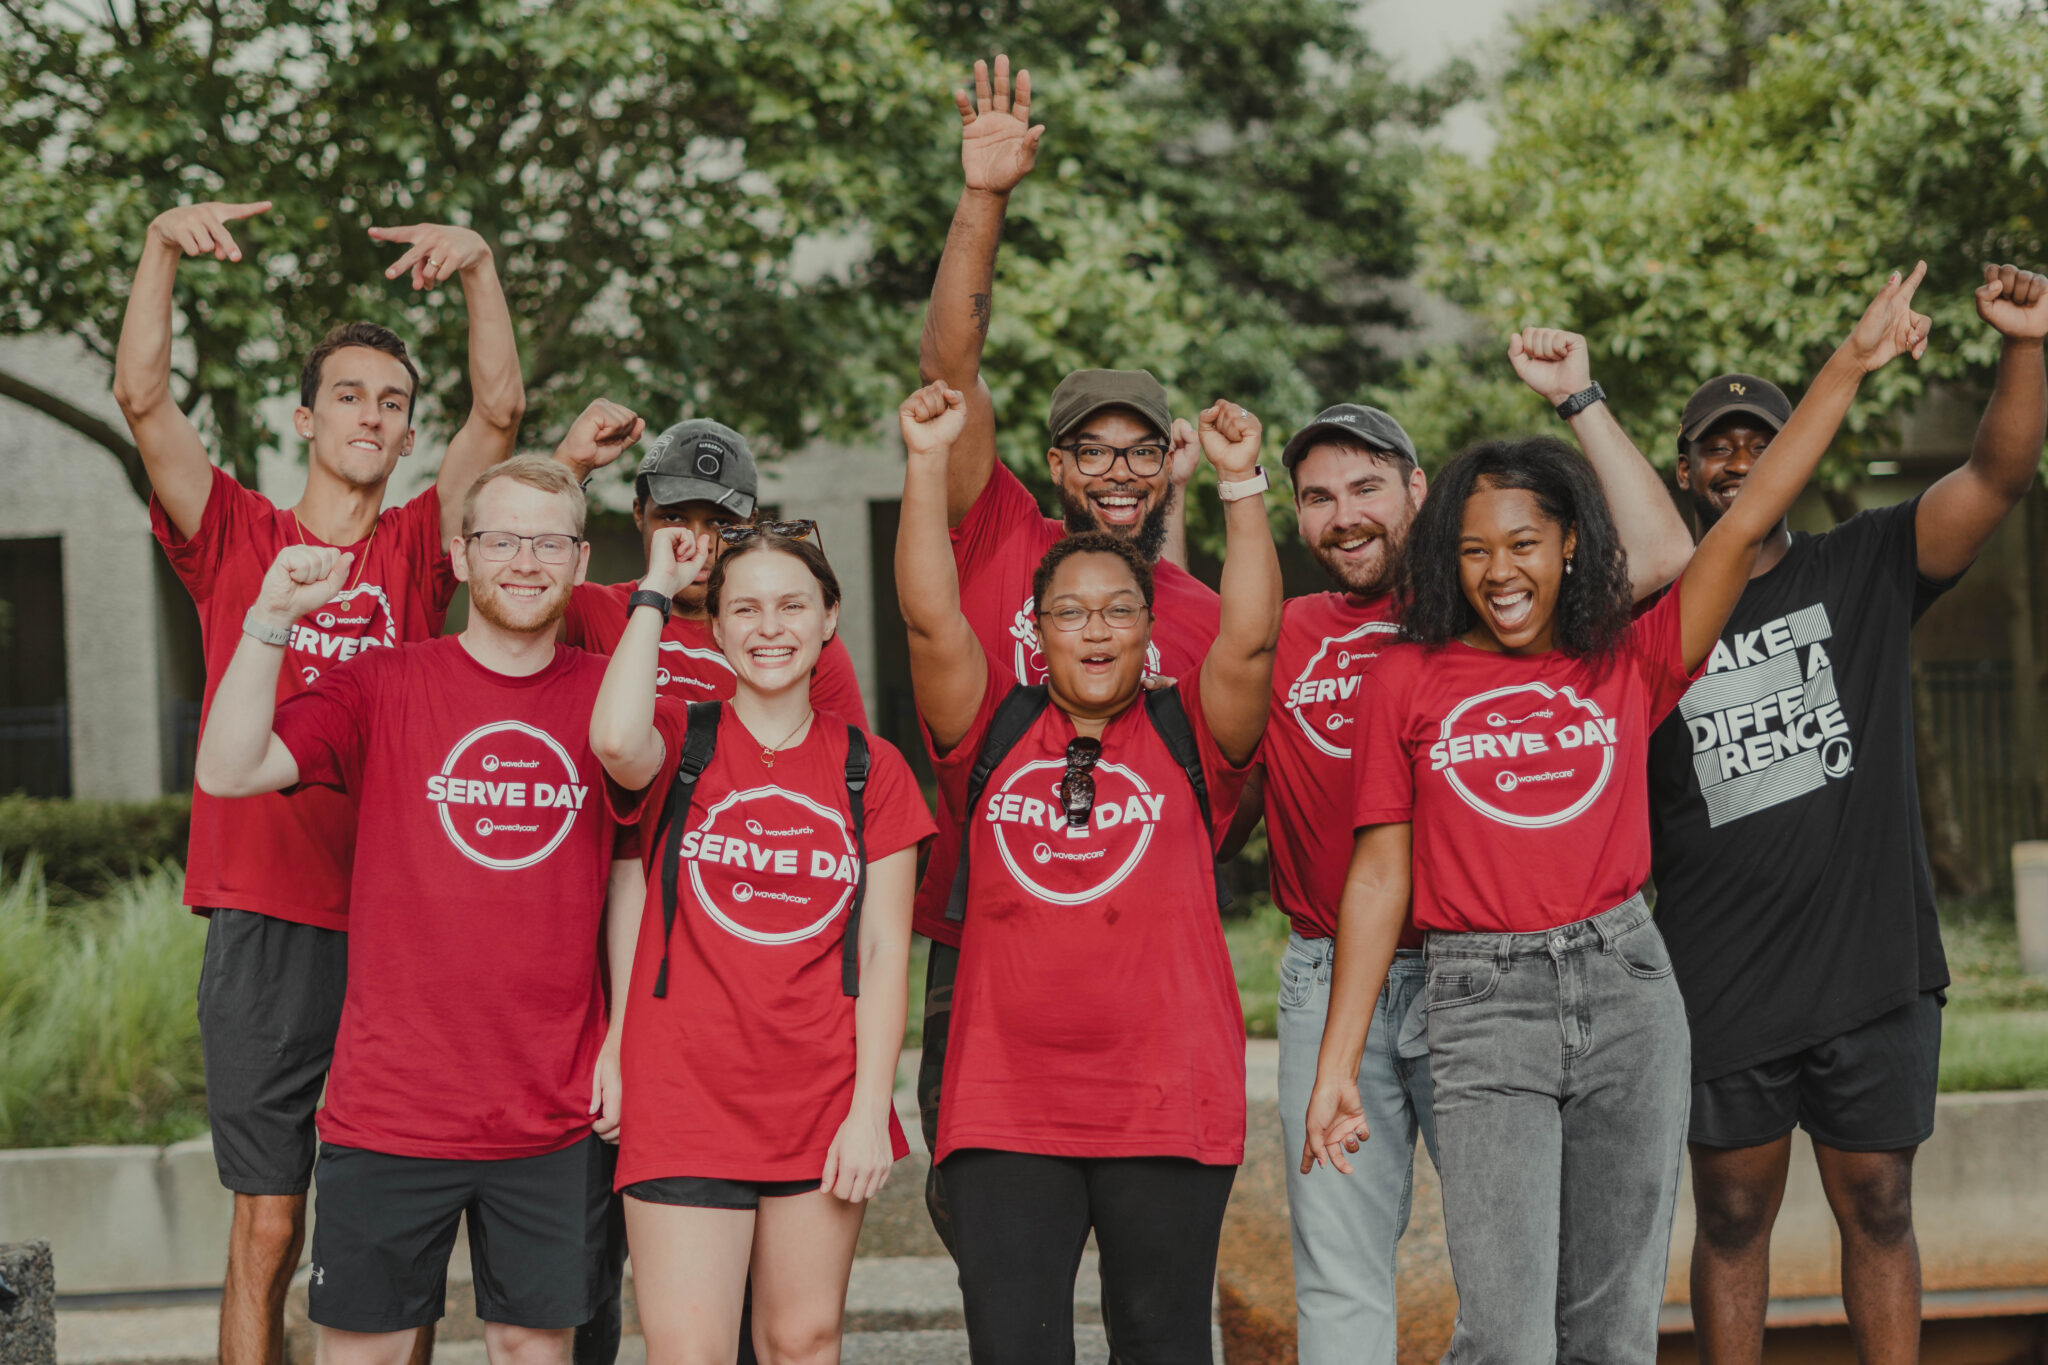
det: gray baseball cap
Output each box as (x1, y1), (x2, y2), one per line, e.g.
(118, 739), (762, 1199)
(635, 418), (757, 517)
(1280, 403), (1420, 471)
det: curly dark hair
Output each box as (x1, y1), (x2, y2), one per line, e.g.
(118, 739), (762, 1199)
(1031, 531), (1156, 612)
(704, 532), (842, 616)
(1397, 436), (1633, 659)
(298, 321), (420, 413)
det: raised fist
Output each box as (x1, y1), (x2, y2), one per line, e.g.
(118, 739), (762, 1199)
(251, 546), (352, 632)
(1508, 327), (1592, 408)
(642, 527), (712, 600)
(1845, 262), (1932, 373)
(899, 380), (968, 459)
(553, 399), (647, 479)
(955, 56), (1044, 195)
(1198, 400), (1263, 480)
(147, 201), (272, 263)
(1167, 418), (1200, 488)
(368, 223), (494, 291)
(1975, 263), (2048, 343)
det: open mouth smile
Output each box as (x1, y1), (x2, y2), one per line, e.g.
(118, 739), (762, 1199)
(1487, 589), (1534, 631)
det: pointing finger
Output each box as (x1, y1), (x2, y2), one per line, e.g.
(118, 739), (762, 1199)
(221, 201), (272, 221)
(367, 224), (420, 243)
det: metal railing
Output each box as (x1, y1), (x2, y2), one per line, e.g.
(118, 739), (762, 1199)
(1921, 659), (2039, 890)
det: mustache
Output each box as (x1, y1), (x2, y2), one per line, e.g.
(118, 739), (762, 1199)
(1318, 522), (1386, 550)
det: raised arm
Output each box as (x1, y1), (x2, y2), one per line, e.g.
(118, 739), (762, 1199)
(1915, 264), (2048, 580)
(896, 381), (990, 752)
(550, 398), (648, 483)
(367, 224), (527, 541)
(1509, 328), (1692, 600)
(589, 527), (713, 791)
(1195, 402), (1282, 764)
(112, 201), (273, 538)
(1678, 265), (1932, 668)
(923, 56), (1044, 526)
(192, 546), (352, 798)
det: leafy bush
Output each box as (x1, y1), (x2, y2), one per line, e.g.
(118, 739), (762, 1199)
(0, 796), (190, 901)
(0, 859), (209, 1148)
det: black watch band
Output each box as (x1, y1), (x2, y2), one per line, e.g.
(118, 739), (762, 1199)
(1554, 382), (1607, 421)
(627, 588), (672, 621)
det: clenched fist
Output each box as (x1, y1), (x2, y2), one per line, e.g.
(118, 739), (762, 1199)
(899, 380), (968, 460)
(1198, 400), (1263, 481)
(1508, 327), (1593, 408)
(250, 546), (354, 634)
(553, 399), (647, 479)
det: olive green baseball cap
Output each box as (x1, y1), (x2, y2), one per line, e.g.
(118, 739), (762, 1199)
(1047, 369), (1174, 446)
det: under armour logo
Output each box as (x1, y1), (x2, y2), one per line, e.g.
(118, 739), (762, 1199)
(1729, 382), (1748, 395)
(310, 1266), (326, 1286)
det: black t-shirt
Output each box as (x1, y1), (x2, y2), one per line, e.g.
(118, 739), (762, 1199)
(1648, 496), (1957, 1081)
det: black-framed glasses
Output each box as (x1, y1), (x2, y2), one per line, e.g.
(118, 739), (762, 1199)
(1039, 602), (1148, 633)
(465, 531), (584, 564)
(1059, 737), (1103, 830)
(1055, 441), (1170, 478)
(717, 519), (823, 551)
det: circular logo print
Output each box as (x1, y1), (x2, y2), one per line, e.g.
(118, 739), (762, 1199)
(682, 786), (856, 945)
(429, 721), (587, 870)
(987, 758), (1159, 904)
(1428, 682), (1616, 829)
(1287, 619), (1399, 759)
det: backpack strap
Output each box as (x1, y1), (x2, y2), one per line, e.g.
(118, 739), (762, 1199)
(944, 685), (1052, 923)
(652, 701), (721, 999)
(1143, 686), (1232, 912)
(840, 726), (871, 998)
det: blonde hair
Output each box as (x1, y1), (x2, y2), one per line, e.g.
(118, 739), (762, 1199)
(461, 456), (587, 536)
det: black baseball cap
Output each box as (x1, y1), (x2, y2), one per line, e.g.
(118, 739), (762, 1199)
(1679, 375), (1793, 451)
(635, 418), (757, 517)
(1047, 369), (1175, 446)
(1280, 404), (1419, 471)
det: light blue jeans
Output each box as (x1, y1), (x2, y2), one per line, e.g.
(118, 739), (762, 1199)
(1277, 934), (1438, 1365)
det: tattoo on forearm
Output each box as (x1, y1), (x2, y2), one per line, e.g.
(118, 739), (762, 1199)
(970, 293), (991, 336)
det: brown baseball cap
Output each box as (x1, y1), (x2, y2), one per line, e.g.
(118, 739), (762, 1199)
(1679, 374), (1793, 451)
(1047, 369), (1174, 446)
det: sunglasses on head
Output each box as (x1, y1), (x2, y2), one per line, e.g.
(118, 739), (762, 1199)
(1059, 736), (1103, 830)
(717, 519), (822, 551)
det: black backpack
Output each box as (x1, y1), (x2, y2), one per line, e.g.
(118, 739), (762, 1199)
(648, 701), (871, 999)
(944, 684), (1227, 923)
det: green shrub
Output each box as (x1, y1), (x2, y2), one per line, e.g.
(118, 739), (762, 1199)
(0, 858), (209, 1149)
(0, 795), (191, 902)
(1226, 897), (1291, 1041)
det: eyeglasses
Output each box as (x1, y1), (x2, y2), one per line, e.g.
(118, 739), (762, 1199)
(1039, 602), (1148, 632)
(1056, 441), (1170, 478)
(465, 531), (584, 564)
(717, 519), (823, 551)
(1059, 737), (1102, 830)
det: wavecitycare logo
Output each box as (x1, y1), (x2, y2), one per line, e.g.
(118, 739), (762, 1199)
(1285, 619), (1399, 759)
(291, 583), (399, 686)
(677, 786), (861, 945)
(427, 720), (588, 870)
(985, 755), (1163, 904)
(654, 639), (734, 696)
(1427, 682), (1616, 828)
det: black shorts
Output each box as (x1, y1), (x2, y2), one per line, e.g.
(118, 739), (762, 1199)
(622, 1176), (822, 1210)
(1690, 990), (1944, 1153)
(197, 908), (348, 1195)
(309, 1136), (613, 1333)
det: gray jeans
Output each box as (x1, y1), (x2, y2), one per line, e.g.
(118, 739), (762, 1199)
(1277, 937), (1437, 1365)
(1426, 894), (1689, 1364)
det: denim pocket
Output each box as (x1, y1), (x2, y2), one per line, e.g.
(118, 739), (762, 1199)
(1278, 949), (1317, 1009)
(1424, 958), (1499, 1012)
(1611, 920), (1675, 980)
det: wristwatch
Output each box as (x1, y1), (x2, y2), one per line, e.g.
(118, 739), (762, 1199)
(242, 610), (290, 647)
(627, 588), (672, 620)
(1216, 467), (1270, 502)
(1554, 383), (1607, 421)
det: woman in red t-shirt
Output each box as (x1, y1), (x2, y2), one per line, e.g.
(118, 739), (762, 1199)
(895, 379), (1281, 1359)
(588, 527), (933, 1363)
(1302, 270), (1934, 1359)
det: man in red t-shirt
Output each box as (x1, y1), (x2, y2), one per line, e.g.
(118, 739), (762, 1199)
(909, 58), (1222, 1227)
(113, 200), (631, 1365)
(560, 409), (866, 721)
(194, 458), (632, 1365)
(1247, 332), (1692, 1365)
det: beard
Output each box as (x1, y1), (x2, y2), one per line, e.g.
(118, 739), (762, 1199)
(1311, 522), (1404, 598)
(467, 572), (573, 635)
(1061, 485), (1170, 563)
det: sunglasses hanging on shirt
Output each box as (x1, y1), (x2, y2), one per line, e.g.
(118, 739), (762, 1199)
(1060, 736), (1102, 830)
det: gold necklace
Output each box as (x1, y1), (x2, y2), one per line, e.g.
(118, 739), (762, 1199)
(291, 512), (375, 594)
(758, 711), (813, 768)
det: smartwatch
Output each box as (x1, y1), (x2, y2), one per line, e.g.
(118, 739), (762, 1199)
(1554, 383), (1607, 421)
(1216, 467), (1270, 502)
(627, 589), (672, 621)
(242, 610), (290, 647)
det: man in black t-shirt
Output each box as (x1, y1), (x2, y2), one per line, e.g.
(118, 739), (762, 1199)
(1650, 264), (2048, 1364)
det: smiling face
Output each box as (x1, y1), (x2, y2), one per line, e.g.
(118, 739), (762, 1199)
(710, 548), (838, 700)
(295, 345), (417, 491)
(1038, 551), (1153, 719)
(1048, 407), (1172, 559)
(636, 497), (746, 617)
(1457, 480), (1577, 655)
(1677, 416), (1777, 531)
(453, 478), (588, 635)
(1292, 442), (1427, 598)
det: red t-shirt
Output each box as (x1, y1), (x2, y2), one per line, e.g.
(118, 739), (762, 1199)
(912, 464), (1222, 947)
(608, 705), (933, 1186)
(564, 580), (867, 723)
(274, 637), (619, 1160)
(932, 653), (1250, 1165)
(153, 466), (457, 930)
(1260, 593), (1421, 947)
(1349, 585), (1701, 934)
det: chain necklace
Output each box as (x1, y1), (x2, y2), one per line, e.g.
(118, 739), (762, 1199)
(290, 512), (375, 594)
(758, 710), (813, 768)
